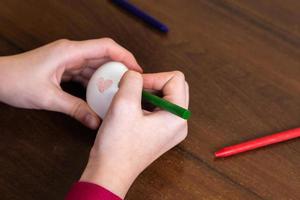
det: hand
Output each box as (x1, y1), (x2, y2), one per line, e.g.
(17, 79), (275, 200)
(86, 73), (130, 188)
(0, 38), (142, 129)
(80, 70), (189, 198)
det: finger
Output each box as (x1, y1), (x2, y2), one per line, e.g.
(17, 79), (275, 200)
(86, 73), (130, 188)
(62, 66), (95, 82)
(72, 75), (89, 87)
(51, 88), (100, 129)
(185, 81), (189, 108)
(70, 38), (143, 72)
(62, 74), (72, 82)
(62, 68), (83, 78)
(142, 71), (187, 108)
(85, 58), (110, 69)
(112, 71), (143, 111)
(80, 67), (96, 79)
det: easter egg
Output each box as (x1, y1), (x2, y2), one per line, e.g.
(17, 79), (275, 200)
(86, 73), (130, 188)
(86, 61), (128, 119)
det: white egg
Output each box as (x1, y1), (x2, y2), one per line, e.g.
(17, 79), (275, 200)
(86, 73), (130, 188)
(86, 61), (128, 119)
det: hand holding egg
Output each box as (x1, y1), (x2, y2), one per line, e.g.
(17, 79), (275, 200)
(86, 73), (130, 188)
(86, 62), (128, 119)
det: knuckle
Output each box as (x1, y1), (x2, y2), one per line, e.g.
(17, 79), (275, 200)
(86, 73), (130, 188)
(53, 39), (75, 53)
(55, 39), (71, 47)
(135, 72), (143, 82)
(177, 122), (188, 142)
(70, 100), (85, 118)
(180, 131), (188, 142)
(185, 81), (190, 96)
(166, 119), (188, 144)
(39, 90), (56, 109)
(126, 51), (135, 59)
(101, 37), (116, 44)
(126, 70), (142, 81)
(117, 49), (133, 62)
(173, 70), (185, 80)
(40, 97), (52, 109)
(185, 81), (189, 89)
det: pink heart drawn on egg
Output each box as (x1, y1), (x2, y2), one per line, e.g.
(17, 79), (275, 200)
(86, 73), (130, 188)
(97, 77), (113, 93)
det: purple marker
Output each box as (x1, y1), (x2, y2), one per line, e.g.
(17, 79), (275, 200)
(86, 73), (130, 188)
(111, 0), (169, 33)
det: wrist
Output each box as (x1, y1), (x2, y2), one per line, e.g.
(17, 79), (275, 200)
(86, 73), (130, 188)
(80, 151), (139, 198)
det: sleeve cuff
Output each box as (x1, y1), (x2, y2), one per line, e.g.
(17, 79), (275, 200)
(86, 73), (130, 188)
(65, 182), (122, 200)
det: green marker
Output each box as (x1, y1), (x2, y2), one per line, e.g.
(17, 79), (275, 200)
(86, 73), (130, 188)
(142, 90), (191, 120)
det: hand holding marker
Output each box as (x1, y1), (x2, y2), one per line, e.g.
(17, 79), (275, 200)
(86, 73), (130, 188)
(86, 62), (190, 120)
(110, 1), (299, 157)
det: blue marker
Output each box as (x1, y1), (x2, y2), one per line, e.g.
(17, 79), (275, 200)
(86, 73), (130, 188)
(111, 0), (169, 33)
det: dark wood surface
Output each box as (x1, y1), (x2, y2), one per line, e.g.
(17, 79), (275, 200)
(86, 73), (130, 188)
(0, 1), (299, 199)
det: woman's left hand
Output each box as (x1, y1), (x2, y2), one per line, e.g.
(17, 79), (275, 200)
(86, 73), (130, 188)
(0, 38), (142, 129)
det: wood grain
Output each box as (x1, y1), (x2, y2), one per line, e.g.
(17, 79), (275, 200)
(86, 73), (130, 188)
(0, 1), (299, 199)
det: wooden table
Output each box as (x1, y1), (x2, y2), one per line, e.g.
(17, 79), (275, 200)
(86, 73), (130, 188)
(0, 1), (299, 199)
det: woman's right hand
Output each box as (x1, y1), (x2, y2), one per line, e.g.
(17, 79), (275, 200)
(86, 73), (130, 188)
(80, 70), (189, 198)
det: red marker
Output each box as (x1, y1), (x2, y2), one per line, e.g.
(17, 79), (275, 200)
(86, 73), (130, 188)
(215, 127), (300, 158)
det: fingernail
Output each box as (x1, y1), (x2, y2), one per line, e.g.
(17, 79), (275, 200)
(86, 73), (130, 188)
(85, 114), (99, 129)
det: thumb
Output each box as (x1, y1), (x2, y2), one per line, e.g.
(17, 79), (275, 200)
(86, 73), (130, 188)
(51, 89), (100, 129)
(113, 70), (143, 110)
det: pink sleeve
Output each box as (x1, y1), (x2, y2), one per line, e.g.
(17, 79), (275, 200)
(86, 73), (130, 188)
(65, 182), (122, 200)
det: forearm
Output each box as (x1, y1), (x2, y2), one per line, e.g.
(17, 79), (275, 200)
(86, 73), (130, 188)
(79, 152), (139, 199)
(65, 154), (135, 200)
